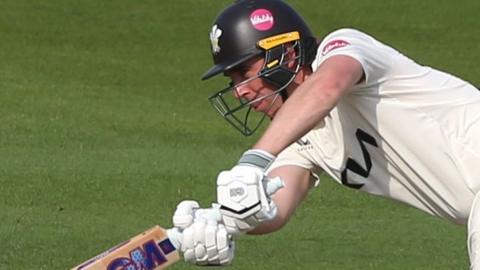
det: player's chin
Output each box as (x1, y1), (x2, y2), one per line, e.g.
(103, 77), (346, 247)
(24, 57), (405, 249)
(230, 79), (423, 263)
(249, 100), (276, 118)
(256, 105), (276, 119)
(251, 102), (267, 113)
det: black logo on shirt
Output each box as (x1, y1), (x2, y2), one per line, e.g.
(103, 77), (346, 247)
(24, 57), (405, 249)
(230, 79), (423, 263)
(296, 138), (313, 151)
(296, 138), (311, 146)
(341, 129), (378, 189)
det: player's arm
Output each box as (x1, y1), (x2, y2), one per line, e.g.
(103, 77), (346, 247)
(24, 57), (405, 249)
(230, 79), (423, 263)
(213, 56), (363, 235)
(254, 55), (364, 155)
(248, 165), (316, 235)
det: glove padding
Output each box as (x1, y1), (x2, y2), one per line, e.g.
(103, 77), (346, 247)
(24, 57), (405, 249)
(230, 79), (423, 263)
(172, 200), (234, 266)
(172, 200), (200, 229)
(181, 214), (234, 265)
(216, 149), (283, 234)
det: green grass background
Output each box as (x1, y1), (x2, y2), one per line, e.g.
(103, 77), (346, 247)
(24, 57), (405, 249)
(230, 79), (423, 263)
(0, 0), (478, 269)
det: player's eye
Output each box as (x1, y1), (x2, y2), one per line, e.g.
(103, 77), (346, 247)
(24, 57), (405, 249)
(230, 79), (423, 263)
(231, 64), (251, 77)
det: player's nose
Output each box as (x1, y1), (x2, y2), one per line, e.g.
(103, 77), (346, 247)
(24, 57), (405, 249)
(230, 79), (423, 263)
(232, 84), (251, 100)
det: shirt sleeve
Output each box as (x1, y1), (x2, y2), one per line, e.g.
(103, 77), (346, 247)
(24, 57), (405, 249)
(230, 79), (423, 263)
(266, 143), (321, 187)
(267, 143), (314, 173)
(313, 28), (398, 85)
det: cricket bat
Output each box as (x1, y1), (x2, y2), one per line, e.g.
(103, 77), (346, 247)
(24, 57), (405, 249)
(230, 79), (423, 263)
(70, 177), (284, 270)
(70, 226), (181, 270)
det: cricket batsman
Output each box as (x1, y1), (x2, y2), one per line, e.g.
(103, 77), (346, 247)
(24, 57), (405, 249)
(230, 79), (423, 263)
(170, 0), (480, 268)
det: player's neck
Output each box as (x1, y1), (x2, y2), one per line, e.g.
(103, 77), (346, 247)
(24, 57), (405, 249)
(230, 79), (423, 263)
(287, 67), (311, 95)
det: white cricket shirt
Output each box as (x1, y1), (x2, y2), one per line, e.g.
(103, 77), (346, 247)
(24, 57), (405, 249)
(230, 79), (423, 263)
(269, 28), (480, 224)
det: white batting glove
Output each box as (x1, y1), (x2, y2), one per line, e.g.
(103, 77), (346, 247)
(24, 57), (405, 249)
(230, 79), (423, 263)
(172, 200), (200, 229)
(217, 149), (284, 234)
(181, 214), (235, 266)
(171, 200), (234, 265)
(172, 200), (223, 229)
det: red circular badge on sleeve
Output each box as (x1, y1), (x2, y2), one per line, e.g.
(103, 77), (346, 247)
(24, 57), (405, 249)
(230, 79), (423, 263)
(322, 39), (350, 55)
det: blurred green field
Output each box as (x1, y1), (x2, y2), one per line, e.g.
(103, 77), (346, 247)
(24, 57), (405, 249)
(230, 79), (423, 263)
(0, 0), (479, 269)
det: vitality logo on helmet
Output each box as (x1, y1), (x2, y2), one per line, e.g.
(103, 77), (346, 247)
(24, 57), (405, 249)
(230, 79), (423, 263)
(250, 9), (274, 31)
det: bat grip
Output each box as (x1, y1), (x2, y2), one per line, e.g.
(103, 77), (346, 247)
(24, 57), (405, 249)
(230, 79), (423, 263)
(166, 228), (182, 249)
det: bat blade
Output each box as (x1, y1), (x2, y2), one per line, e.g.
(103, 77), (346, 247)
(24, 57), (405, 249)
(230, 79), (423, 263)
(71, 226), (180, 270)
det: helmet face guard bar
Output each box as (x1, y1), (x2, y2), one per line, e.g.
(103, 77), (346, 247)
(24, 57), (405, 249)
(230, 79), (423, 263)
(208, 36), (304, 136)
(208, 90), (274, 136)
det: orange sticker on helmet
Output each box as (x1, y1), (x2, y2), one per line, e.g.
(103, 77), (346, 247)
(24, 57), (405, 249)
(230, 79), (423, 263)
(257, 31), (300, 50)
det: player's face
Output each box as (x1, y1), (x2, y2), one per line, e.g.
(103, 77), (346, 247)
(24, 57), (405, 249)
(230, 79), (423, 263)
(226, 58), (283, 118)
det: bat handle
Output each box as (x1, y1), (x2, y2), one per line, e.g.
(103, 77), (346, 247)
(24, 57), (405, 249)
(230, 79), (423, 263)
(166, 227), (182, 249)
